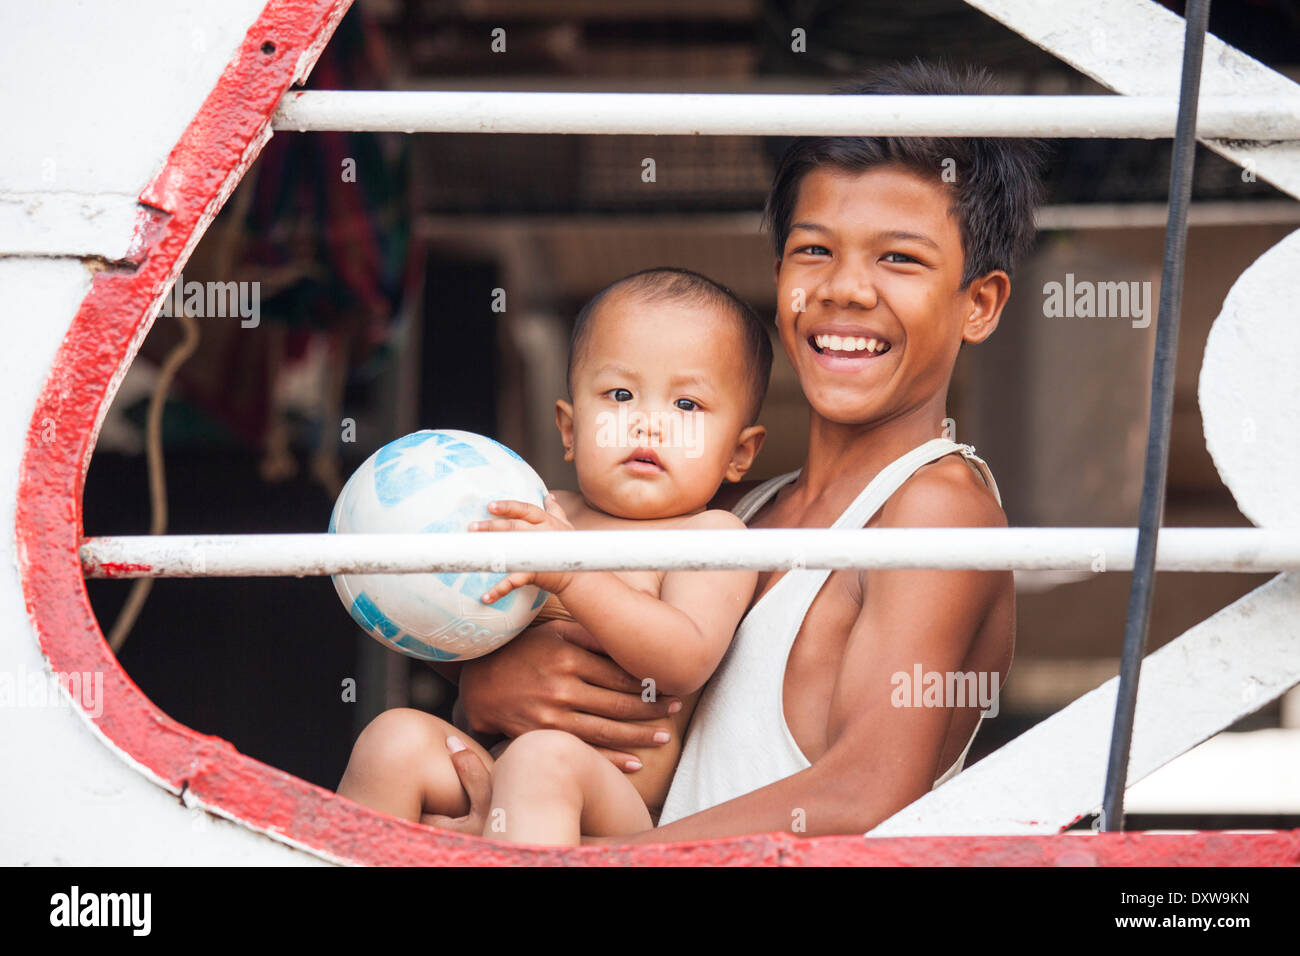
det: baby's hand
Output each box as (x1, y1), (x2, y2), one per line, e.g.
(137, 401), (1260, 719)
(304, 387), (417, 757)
(469, 493), (574, 601)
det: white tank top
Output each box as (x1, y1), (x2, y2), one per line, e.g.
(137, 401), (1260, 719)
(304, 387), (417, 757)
(658, 437), (1002, 826)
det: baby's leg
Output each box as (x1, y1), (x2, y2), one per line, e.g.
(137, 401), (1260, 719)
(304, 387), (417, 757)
(487, 729), (652, 845)
(337, 707), (495, 823)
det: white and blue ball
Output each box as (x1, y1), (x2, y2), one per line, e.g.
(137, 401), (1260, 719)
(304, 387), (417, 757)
(329, 429), (550, 662)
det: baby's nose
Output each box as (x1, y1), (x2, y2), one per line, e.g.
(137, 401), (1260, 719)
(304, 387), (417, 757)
(632, 415), (662, 443)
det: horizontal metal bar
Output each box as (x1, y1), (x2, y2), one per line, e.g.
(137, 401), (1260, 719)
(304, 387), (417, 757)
(80, 528), (1299, 578)
(271, 91), (1300, 139)
(412, 201), (1300, 239)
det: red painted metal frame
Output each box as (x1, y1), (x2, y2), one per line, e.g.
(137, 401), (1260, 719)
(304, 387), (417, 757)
(13, 0), (1299, 867)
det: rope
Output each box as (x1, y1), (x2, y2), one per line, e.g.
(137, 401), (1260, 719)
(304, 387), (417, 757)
(106, 308), (200, 653)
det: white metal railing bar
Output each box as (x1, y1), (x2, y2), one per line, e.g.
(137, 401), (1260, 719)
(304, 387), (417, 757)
(412, 202), (1300, 236)
(270, 91), (1300, 139)
(80, 528), (1300, 578)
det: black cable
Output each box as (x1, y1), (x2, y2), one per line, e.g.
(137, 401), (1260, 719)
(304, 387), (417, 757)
(1100, 0), (1211, 832)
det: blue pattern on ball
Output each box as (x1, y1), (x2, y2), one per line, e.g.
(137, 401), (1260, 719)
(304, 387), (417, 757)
(373, 436), (440, 506)
(395, 634), (460, 661)
(372, 432), (492, 507)
(349, 591), (400, 640)
(433, 570), (519, 611)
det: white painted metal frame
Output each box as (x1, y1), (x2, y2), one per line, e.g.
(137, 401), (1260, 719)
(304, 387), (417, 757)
(80, 528), (1300, 578)
(968, 0), (1300, 200)
(273, 91), (1300, 139)
(1, 0), (320, 866)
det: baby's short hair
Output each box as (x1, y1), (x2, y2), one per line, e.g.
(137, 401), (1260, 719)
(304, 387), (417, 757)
(764, 60), (1046, 288)
(568, 267), (773, 425)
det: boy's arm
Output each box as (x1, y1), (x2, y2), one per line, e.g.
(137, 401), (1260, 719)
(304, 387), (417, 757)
(547, 510), (755, 697)
(590, 473), (1006, 843)
(456, 620), (682, 758)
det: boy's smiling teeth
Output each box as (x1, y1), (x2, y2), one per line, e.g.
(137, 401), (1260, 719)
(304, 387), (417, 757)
(811, 334), (891, 355)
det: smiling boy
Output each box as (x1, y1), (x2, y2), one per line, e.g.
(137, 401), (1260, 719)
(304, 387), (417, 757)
(454, 62), (1044, 840)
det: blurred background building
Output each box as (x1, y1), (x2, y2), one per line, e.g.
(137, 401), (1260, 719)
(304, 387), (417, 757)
(83, 0), (1300, 828)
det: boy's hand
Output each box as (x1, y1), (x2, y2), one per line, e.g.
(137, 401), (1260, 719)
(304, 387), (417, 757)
(469, 493), (575, 601)
(422, 736), (493, 837)
(457, 622), (681, 771)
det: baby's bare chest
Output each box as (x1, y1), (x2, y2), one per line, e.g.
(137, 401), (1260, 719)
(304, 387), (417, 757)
(565, 504), (675, 598)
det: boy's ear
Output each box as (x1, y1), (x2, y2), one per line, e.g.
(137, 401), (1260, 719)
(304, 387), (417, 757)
(725, 425), (767, 483)
(554, 399), (576, 462)
(962, 270), (1012, 345)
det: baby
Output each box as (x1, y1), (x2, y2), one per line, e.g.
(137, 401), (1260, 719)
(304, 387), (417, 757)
(337, 266), (772, 844)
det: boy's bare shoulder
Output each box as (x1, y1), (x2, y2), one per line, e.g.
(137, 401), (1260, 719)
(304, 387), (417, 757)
(682, 508), (748, 531)
(879, 454), (1006, 530)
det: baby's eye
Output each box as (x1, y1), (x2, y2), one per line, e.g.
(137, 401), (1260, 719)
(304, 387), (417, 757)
(674, 398), (698, 412)
(607, 388), (633, 402)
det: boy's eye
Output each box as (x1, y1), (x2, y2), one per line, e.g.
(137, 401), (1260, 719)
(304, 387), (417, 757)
(794, 244), (830, 256)
(608, 388), (633, 402)
(674, 398), (698, 412)
(882, 252), (919, 264)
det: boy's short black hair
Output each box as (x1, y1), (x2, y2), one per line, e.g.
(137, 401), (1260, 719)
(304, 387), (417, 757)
(568, 267), (773, 425)
(763, 60), (1046, 289)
